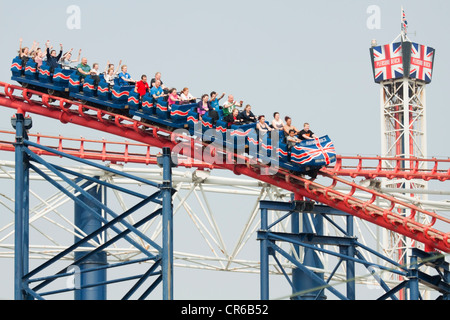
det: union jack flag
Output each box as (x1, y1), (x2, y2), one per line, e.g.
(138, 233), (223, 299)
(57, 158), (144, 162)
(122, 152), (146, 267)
(401, 7), (408, 34)
(409, 43), (435, 83)
(372, 42), (404, 82)
(291, 136), (336, 166)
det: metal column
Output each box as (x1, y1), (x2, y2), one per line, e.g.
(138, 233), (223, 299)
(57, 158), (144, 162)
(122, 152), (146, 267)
(260, 206), (269, 300)
(258, 199), (360, 300)
(345, 215), (355, 299)
(74, 180), (107, 300)
(13, 113), (32, 300)
(408, 253), (419, 300)
(157, 147), (177, 300)
(291, 212), (326, 300)
(11, 114), (174, 299)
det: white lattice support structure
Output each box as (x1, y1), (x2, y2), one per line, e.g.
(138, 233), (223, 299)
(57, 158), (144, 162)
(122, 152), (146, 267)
(379, 76), (431, 298)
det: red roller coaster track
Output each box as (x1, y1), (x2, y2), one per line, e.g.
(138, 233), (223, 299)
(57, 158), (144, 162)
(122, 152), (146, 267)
(327, 155), (450, 182)
(0, 130), (216, 168)
(0, 82), (449, 253)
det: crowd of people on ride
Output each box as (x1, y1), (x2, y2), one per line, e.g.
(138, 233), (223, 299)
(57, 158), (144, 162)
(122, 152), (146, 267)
(17, 39), (318, 146)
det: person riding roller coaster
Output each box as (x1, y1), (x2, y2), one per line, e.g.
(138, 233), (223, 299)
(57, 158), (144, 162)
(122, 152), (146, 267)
(298, 123), (317, 140)
(9, 39), (336, 181)
(45, 40), (63, 74)
(135, 75), (150, 101)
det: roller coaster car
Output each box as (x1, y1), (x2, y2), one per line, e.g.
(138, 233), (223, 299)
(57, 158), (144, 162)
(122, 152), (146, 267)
(246, 129), (336, 174)
(67, 73), (129, 112)
(11, 56), (70, 95)
(128, 97), (197, 130)
(10, 55), (336, 174)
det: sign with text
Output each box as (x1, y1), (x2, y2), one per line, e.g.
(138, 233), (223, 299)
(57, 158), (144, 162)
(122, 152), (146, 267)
(370, 41), (435, 83)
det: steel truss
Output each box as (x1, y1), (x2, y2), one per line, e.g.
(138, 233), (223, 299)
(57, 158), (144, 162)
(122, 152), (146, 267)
(0, 152), (447, 299)
(379, 77), (433, 298)
(258, 199), (449, 300)
(11, 113), (176, 300)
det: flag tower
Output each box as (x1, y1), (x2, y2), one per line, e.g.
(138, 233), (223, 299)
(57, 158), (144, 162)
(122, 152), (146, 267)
(369, 7), (436, 298)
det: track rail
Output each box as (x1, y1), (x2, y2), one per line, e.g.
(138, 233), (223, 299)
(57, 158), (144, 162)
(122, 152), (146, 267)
(327, 155), (450, 182)
(0, 81), (449, 252)
(0, 130), (215, 169)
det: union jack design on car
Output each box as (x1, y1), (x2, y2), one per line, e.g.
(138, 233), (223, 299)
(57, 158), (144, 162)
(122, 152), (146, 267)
(291, 137), (336, 166)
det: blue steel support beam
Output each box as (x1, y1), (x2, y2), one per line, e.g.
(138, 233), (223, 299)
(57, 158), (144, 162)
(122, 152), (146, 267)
(11, 115), (174, 300)
(157, 147), (177, 300)
(294, 212), (326, 300)
(409, 253), (419, 300)
(346, 215), (355, 300)
(25, 190), (161, 288)
(28, 204), (162, 297)
(260, 207), (269, 300)
(444, 266), (450, 300)
(258, 199), (395, 300)
(74, 180), (107, 300)
(409, 248), (449, 300)
(269, 241), (348, 300)
(266, 231), (404, 276)
(24, 140), (160, 188)
(26, 157), (161, 256)
(13, 113), (32, 300)
(259, 200), (449, 300)
(290, 210), (300, 300)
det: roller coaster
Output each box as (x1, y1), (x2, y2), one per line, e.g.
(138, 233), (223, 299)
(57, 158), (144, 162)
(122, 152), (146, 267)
(1, 40), (449, 300)
(10, 56), (336, 178)
(1, 80), (448, 253)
